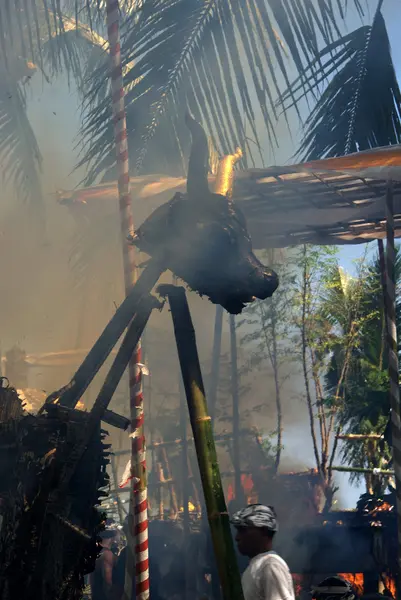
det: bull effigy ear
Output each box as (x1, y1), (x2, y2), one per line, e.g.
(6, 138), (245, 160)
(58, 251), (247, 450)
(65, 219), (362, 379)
(185, 113), (210, 200)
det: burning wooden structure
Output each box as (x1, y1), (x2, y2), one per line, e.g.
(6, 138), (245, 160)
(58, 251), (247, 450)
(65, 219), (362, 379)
(0, 378), (109, 599)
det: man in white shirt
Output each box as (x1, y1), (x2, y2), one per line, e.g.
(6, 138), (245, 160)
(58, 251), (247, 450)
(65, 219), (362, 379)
(231, 504), (295, 600)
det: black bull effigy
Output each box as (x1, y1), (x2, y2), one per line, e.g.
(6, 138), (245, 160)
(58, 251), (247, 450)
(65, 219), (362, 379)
(129, 113), (279, 315)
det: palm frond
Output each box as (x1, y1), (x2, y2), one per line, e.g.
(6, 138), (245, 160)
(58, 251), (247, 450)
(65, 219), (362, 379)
(0, 2), (138, 82)
(0, 63), (43, 206)
(281, 11), (401, 160)
(76, 0), (369, 184)
(0, 72), (43, 208)
(0, 11), (108, 208)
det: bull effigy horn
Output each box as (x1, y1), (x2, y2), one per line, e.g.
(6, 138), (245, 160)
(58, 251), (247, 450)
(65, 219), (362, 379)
(214, 147), (243, 201)
(185, 112), (210, 200)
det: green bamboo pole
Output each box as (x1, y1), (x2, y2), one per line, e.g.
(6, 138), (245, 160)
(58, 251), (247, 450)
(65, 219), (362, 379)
(159, 284), (244, 600)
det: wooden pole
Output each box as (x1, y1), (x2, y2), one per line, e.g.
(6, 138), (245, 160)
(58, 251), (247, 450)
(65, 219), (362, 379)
(161, 284), (244, 600)
(41, 261), (162, 411)
(384, 180), (401, 599)
(229, 315), (242, 505)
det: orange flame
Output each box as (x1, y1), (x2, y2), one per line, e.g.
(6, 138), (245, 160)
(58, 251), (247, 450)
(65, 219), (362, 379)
(370, 501), (393, 514)
(292, 574), (303, 598)
(179, 502), (196, 513)
(382, 575), (396, 599)
(227, 474), (256, 504)
(338, 574), (364, 596)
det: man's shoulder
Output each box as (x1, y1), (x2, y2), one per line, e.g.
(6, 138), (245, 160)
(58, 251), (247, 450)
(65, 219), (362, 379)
(258, 552), (291, 571)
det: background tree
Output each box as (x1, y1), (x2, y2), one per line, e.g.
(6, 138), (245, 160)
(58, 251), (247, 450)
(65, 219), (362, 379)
(324, 250), (401, 496)
(239, 249), (296, 474)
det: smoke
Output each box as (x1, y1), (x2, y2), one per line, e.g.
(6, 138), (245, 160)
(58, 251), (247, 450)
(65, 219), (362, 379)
(0, 22), (362, 518)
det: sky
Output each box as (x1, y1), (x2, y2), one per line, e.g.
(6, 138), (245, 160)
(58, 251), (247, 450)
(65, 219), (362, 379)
(18, 0), (401, 509)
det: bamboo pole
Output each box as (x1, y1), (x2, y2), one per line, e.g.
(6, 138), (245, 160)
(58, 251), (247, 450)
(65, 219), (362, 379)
(187, 453), (202, 513)
(161, 284), (244, 600)
(113, 429), (255, 453)
(384, 181), (401, 599)
(331, 466), (394, 476)
(336, 434), (384, 441)
(111, 453), (125, 525)
(105, 0), (161, 597)
(157, 461), (164, 519)
(160, 446), (179, 517)
(229, 315), (242, 505)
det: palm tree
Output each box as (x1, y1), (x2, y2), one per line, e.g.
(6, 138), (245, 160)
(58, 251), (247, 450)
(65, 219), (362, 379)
(322, 252), (401, 495)
(0, 6), (107, 207)
(69, 0), (370, 183)
(278, 0), (401, 497)
(281, 1), (401, 160)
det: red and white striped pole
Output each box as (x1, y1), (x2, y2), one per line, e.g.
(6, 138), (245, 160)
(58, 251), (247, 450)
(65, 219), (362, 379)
(106, 3), (149, 600)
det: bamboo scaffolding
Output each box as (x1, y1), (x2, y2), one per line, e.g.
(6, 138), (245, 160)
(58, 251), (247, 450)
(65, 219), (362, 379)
(187, 453), (202, 513)
(113, 428), (257, 455)
(111, 453), (125, 524)
(160, 446), (179, 516)
(336, 434), (384, 440)
(332, 466), (395, 476)
(161, 284), (244, 600)
(157, 462), (164, 519)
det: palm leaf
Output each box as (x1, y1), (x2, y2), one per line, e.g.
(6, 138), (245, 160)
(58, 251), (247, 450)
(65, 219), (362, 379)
(0, 61), (43, 207)
(0, 11), (109, 208)
(75, 0), (369, 184)
(281, 11), (401, 160)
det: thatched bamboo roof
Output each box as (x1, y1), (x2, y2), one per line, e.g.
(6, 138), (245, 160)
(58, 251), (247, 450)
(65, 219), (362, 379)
(59, 145), (401, 248)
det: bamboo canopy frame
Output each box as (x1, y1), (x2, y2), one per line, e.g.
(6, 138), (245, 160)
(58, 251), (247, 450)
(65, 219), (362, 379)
(59, 144), (401, 247)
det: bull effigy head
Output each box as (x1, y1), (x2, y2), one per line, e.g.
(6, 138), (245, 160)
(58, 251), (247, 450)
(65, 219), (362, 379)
(129, 114), (279, 314)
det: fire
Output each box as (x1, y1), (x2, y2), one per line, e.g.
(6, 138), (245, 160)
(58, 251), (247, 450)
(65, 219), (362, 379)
(382, 575), (396, 599)
(370, 501), (393, 514)
(292, 574), (303, 598)
(179, 502), (196, 513)
(227, 474), (256, 504)
(338, 574), (364, 596)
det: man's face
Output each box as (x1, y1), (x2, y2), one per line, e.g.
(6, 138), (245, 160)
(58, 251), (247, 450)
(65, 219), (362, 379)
(234, 526), (264, 557)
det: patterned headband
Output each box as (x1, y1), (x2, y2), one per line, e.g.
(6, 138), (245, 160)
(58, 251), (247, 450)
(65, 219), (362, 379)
(230, 504), (278, 532)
